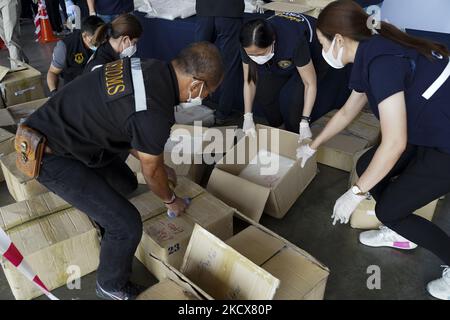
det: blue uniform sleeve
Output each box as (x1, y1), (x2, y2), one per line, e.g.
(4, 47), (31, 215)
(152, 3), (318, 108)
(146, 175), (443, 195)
(51, 40), (67, 69)
(293, 34), (311, 68)
(240, 47), (250, 64)
(368, 55), (411, 105)
(127, 110), (171, 156)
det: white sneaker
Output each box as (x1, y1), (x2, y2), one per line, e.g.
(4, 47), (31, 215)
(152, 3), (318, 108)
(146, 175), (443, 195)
(359, 226), (418, 250)
(427, 266), (450, 300)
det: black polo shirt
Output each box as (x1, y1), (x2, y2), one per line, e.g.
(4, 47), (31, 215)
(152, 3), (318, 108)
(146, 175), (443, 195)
(26, 58), (179, 168)
(84, 41), (120, 73)
(196, 0), (244, 18)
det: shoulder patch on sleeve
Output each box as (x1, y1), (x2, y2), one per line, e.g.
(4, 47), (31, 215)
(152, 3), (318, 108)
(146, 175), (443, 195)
(102, 58), (133, 102)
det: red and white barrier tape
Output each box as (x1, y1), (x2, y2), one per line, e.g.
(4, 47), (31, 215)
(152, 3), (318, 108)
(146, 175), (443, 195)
(0, 227), (59, 300)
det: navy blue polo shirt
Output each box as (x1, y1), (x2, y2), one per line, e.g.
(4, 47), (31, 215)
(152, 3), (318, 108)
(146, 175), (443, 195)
(349, 36), (450, 153)
(95, 0), (134, 15)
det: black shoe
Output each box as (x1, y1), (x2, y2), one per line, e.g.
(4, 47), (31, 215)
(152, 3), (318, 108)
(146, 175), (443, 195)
(96, 281), (146, 300)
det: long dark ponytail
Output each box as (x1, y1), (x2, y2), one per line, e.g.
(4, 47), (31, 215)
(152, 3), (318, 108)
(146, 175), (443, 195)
(317, 0), (449, 59)
(240, 19), (275, 83)
(92, 13), (143, 47)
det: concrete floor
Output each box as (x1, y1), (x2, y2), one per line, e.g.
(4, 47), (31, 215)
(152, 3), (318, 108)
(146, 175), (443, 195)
(0, 21), (449, 300)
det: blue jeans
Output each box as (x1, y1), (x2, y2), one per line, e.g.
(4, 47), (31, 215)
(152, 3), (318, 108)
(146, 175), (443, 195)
(37, 153), (141, 291)
(97, 14), (119, 23)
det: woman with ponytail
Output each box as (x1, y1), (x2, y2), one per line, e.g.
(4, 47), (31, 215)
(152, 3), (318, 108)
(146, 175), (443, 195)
(297, 0), (450, 300)
(84, 13), (143, 72)
(239, 14), (351, 138)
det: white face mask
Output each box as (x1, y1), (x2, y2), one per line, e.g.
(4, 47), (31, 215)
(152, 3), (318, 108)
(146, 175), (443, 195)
(322, 36), (345, 69)
(249, 44), (275, 65)
(180, 81), (204, 108)
(120, 39), (137, 58)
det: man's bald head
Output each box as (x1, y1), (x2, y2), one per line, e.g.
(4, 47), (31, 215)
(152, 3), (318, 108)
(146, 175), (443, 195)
(172, 42), (224, 92)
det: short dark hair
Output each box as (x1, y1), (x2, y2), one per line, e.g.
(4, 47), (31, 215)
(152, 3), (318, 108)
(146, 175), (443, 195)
(81, 16), (105, 35)
(173, 42), (224, 89)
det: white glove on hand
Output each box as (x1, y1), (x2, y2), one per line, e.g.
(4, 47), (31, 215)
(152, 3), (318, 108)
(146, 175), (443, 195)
(243, 113), (256, 138)
(332, 189), (366, 225)
(255, 0), (265, 14)
(299, 121), (312, 142)
(296, 144), (316, 168)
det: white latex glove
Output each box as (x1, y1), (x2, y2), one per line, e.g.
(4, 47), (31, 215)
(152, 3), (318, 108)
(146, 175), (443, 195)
(299, 120), (312, 142)
(255, 0), (265, 14)
(296, 144), (316, 168)
(243, 113), (256, 138)
(332, 189), (366, 225)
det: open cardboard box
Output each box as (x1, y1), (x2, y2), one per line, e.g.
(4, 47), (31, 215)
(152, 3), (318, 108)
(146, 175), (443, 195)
(0, 64), (46, 108)
(137, 278), (202, 300)
(127, 124), (237, 184)
(207, 124), (317, 221)
(139, 209), (330, 300)
(133, 177), (235, 280)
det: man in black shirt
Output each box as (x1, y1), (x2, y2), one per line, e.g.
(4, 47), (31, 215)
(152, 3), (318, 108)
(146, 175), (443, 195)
(26, 42), (224, 300)
(195, 0), (245, 124)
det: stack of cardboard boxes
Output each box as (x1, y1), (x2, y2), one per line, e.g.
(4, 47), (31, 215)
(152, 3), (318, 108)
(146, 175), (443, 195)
(137, 212), (330, 300)
(0, 193), (100, 299)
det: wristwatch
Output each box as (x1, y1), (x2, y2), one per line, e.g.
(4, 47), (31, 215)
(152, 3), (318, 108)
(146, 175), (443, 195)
(300, 116), (311, 123)
(164, 193), (176, 205)
(351, 184), (367, 196)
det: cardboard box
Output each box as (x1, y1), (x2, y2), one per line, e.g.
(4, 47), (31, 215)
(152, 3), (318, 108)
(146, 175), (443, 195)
(0, 192), (69, 231)
(311, 126), (369, 172)
(263, 0), (335, 18)
(130, 176), (205, 222)
(1, 208), (100, 300)
(0, 128), (15, 182)
(134, 179), (234, 280)
(207, 124), (317, 221)
(137, 278), (201, 300)
(137, 210), (330, 300)
(0, 98), (47, 128)
(127, 124), (237, 184)
(0, 152), (48, 202)
(181, 224), (280, 300)
(7, 98), (48, 123)
(226, 225), (329, 300)
(0, 64), (45, 107)
(351, 197), (439, 230)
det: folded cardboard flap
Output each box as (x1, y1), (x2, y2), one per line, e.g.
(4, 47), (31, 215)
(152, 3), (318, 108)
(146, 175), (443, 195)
(181, 224), (280, 300)
(226, 225), (330, 300)
(0, 192), (69, 231)
(137, 279), (201, 300)
(0, 109), (15, 127)
(2, 208), (100, 300)
(262, 1), (313, 13)
(207, 168), (271, 222)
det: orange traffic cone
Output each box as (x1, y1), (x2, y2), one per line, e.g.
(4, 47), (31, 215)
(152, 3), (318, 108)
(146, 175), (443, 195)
(37, 2), (59, 43)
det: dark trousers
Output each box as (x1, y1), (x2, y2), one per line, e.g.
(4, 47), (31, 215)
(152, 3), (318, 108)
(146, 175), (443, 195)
(37, 154), (141, 291)
(196, 16), (242, 119)
(356, 144), (450, 265)
(255, 66), (351, 132)
(46, 0), (64, 32)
